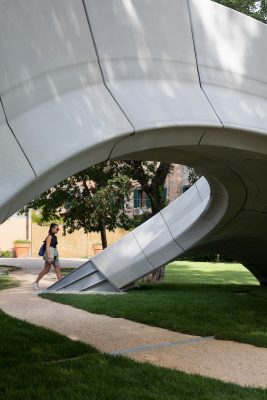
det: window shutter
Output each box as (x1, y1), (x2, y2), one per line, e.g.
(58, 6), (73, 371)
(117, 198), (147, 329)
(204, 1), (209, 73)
(163, 187), (167, 199)
(134, 189), (139, 208)
(146, 194), (151, 208)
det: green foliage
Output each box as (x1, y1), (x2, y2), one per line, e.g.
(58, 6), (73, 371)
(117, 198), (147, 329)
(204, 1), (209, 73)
(128, 211), (153, 230)
(187, 167), (202, 186)
(31, 210), (63, 226)
(14, 240), (30, 244)
(213, 0), (267, 22)
(178, 252), (236, 263)
(121, 161), (173, 216)
(0, 275), (19, 290)
(19, 160), (175, 245)
(0, 250), (12, 258)
(19, 162), (132, 246)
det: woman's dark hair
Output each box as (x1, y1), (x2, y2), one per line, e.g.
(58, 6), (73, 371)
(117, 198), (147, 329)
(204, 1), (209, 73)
(48, 223), (58, 235)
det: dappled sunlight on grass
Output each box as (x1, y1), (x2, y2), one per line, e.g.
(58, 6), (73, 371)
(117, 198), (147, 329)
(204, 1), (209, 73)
(42, 261), (266, 347)
(165, 261), (258, 286)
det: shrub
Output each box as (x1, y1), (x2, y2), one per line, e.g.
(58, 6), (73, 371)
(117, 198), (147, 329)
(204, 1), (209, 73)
(178, 253), (236, 263)
(0, 250), (12, 258)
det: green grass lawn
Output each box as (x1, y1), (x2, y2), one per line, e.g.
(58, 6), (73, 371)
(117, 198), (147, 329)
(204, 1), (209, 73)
(61, 267), (75, 276)
(0, 276), (19, 290)
(0, 303), (266, 399)
(164, 261), (258, 285)
(0, 265), (19, 290)
(41, 261), (267, 348)
(1, 271), (267, 398)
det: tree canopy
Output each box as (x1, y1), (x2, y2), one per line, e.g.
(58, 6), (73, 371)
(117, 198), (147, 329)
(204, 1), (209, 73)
(213, 0), (267, 22)
(19, 162), (132, 249)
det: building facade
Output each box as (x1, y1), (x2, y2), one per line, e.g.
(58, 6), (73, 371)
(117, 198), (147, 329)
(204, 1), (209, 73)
(125, 164), (190, 217)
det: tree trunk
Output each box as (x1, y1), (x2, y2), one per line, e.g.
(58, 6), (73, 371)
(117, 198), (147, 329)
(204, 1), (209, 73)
(149, 187), (164, 215)
(145, 165), (170, 282)
(100, 218), (108, 249)
(25, 211), (30, 240)
(130, 161), (172, 283)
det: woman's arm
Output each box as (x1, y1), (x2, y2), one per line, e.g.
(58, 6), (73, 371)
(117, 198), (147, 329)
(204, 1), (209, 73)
(45, 235), (52, 260)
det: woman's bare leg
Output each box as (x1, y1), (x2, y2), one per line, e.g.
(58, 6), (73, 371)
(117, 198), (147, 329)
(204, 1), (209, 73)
(35, 262), (51, 283)
(54, 265), (62, 280)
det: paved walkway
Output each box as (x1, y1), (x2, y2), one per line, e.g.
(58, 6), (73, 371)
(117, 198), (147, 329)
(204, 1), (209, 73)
(0, 262), (267, 389)
(0, 257), (85, 272)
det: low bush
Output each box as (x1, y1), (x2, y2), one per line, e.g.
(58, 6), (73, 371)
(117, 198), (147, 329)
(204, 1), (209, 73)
(178, 253), (236, 263)
(0, 249), (12, 258)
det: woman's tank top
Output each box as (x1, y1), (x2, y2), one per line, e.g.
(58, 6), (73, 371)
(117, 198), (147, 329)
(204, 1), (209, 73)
(49, 234), (58, 248)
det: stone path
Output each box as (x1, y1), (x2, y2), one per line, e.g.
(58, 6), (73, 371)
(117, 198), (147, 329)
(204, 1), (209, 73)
(0, 265), (267, 389)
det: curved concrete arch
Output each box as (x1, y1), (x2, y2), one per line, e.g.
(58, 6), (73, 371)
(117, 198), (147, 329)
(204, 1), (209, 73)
(0, 0), (266, 291)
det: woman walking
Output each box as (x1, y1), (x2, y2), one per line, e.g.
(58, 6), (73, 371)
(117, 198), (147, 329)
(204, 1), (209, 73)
(32, 223), (62, 289)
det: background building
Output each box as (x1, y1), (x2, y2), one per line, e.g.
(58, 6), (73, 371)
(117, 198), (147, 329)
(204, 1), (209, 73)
(125, 164), (190, 217)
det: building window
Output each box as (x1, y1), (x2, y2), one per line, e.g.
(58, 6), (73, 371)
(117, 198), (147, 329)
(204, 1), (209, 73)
(134, 189), (144, 208)
(134, 187), (167, 209)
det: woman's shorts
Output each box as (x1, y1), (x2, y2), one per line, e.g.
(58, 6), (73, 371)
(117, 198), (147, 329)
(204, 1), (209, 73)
(43, 246), (60, 267)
